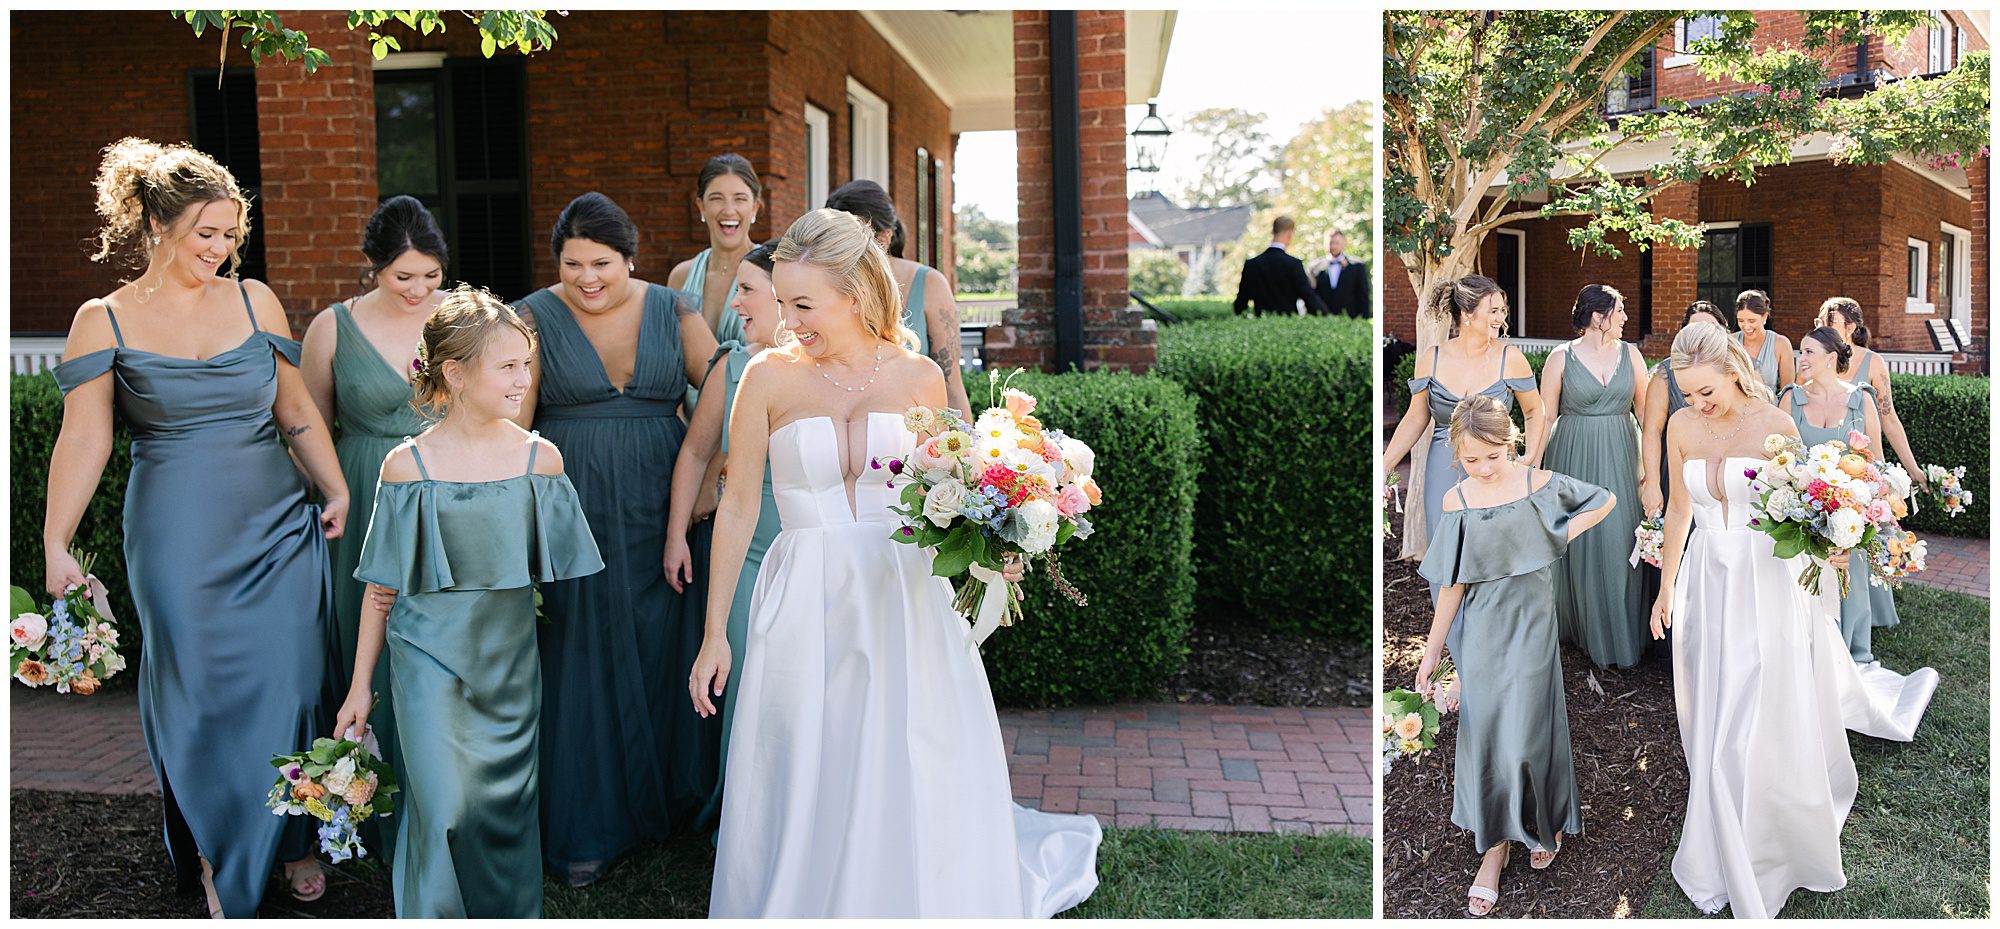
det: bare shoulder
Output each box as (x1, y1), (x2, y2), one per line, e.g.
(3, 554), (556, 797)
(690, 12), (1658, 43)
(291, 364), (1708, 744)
(303, 305), (339, 343)
(1529, 467), (1554, 493)
(1441, 480), (1468, 512)
(64, 299), (118, 358)
(1755, 403), (1799, 438)
(380, 441), (423, 483)
(529, 433), (565, 475)
(665, 259), (694, 289)
(236, 278), (294, 337)
(1626, 342), (1647, 367)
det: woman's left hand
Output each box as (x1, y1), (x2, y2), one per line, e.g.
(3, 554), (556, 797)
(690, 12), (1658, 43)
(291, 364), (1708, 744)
(320, 495), (349, 540)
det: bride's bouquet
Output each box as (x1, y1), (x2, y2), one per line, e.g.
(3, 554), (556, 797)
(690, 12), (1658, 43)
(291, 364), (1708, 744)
(10, 551), (127, 694)
(877, 370), (1099, 646)
(1747, 431), (1922, 597)
(1919, 463), (1974, 518)
(266, 730), (399, 863)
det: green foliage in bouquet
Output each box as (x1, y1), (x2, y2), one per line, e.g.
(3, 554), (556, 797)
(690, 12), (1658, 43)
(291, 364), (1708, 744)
(1890, 372), (1988, 536)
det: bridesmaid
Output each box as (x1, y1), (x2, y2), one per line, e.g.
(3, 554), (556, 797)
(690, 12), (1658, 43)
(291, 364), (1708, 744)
(1638, 302), (1729, 626)
(44, 138), (344, 916)
(1817, 297), (1928, 502)
(825, 179), (973, 415)
(1778, 328), (1891, 662)
(337, 288), (603, 917)
(1415, 395), (1615, 917)
(662, 241), (787, 837)
(667, 153), (762, 343)
(300, 196), (453, 860)
(519, 192), (721, 886)
(1380, 274), (1544, 594)
(1731, 289), (1792, 396)
(1536, 284), (1649, 668)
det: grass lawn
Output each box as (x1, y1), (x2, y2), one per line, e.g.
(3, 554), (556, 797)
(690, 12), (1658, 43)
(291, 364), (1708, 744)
(540, 826), (1371, 919)
(1640, 584), (1991, 919)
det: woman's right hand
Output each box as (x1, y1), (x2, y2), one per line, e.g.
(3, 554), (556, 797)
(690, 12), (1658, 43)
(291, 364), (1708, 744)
(689, 637), (732, 719)
(333, 687), (373, 744)
(663, 533), (695, 593)
(1649, 592), (1672, 640)
(1639, 479), (1663, 519)
(45, 548), (85, 599)
(1414, 649), (1440, 699)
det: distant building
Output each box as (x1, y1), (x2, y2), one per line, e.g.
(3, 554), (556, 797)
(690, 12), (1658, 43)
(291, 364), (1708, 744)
(1128, 190), (1253, 270)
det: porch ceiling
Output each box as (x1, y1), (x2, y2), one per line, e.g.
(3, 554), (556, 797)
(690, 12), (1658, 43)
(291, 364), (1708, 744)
(860, 10), (1176, 133)
(1490, 131), (1970, 200)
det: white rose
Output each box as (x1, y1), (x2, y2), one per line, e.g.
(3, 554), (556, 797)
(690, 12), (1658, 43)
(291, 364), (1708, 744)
(1766, 488), (1798, 520)
(321, 756), (357, 795)
(1015, 499), (1061, 554)
(1827, 508), (1866, 549)
(10, 613), (48, 651)
(1881, 464), (1912, 501)
(922, 479), (970, 528)
(103, 652), (127, 675)
(1061, 438), (1096, 484)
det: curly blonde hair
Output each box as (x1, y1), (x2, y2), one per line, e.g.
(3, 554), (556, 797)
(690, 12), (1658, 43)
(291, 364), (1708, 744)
(90, 137), (251, 280)
(773, 208), (920, 351)
(410, 284), (537, 420)
(1669, 321), (1773, 405)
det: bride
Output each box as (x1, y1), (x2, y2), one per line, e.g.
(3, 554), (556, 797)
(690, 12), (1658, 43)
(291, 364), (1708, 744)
(688, 209), (1101, 917)
(1649, 325), (1933, 918)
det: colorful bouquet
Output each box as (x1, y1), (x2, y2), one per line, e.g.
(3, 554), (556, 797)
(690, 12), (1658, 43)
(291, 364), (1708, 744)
(1382, 471), (1402, 539)
(1920, 463), (1974, 518)
(10, 551), (127, 694)
(1747, 430), (1921, 597)
(266, 732), (399, 863)
(876, 370), (1099, 646)
(1380, 685), (1445, 776)
(1629, 514), (1665, 568)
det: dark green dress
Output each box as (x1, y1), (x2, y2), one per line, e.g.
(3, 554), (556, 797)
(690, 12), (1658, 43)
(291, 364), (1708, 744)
(324, 301), (427, 861)
(1545, 344), (1646, 668)
(519, 284), (720, 879)
(353, 436), (604, 918)
(52, 285), (330, 917)
(1419, 470), (1608, 854)
(1784, 382), (1893, 663)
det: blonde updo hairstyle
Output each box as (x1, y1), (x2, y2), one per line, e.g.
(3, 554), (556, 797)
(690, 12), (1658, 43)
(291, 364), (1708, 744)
(409, 284), (538, 420)
(1668, 321), (1773, 406)
(1424, 274), (1506, 339)
(1448, 394), (1521, 457)
(772, 208), (921, 352)
(90, 137), (252, 281)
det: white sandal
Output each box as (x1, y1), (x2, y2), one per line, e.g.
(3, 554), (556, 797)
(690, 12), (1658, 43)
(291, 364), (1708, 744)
(1466, 844), (1509, 917)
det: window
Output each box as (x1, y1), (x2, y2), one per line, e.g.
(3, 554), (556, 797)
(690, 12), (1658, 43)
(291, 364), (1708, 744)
(915, 147), (931, 266)
(846, 77), (889, 185)
(1905, 236), (1932, 312)
(1493, 229), (1526, 337)
(374, 59), (532, 300)
(1695, 223), (1772, 312)
(1941, 223), (1971, 326)
(1928, 12), (1954, 73)
(927, 153), (943, 268)
(804, 103), (831, 209)
(189, 69), (266, 282)
(1607, 45), (1655, 113)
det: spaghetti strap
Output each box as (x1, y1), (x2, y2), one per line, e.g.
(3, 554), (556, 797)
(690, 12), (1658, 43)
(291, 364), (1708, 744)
(103, 304), (127, 347)
(525, 430), (541, 475)
(1497, 341), (1512, 378)
(238, 280), (260, 331)
(1429, 344), (1441, 375)
(1455, 480), (1470, 509)
(407, 440), (432, 480)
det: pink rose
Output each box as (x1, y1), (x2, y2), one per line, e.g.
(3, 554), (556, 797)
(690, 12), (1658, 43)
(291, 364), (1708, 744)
(10, 613), (48, 651)
(1865, 499), (1892, 524)
(341, 772), (377, 807)
(1003, 388), (1037, 418)
(1846, 429), (1870, 453)
(1056, 483), (1091, 517)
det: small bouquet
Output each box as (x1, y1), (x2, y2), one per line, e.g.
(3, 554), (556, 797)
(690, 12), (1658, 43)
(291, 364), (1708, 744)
(267, 731), (399, 863)
(1380, 679), (1447, 776)
(10, 551), (127, 694)
(1629, 514), (1665, 568)
(1747, 430), (1919, 597)
(1382, 471), (1403, 539)
(1920, 463), (1974, 517)
(877, 370), (1099, 646)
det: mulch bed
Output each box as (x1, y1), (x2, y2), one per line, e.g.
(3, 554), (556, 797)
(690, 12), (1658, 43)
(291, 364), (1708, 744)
(1379, 536), (1690, 919)
(1163, 619), (1372, 708)
(11, 790), (395, 918)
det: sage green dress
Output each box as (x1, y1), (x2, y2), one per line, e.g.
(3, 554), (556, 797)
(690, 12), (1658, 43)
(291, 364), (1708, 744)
(1419, 470), (1608, 854)
(1545, 344), (1646, 668)
(1405, 343), (1538, 600)
(1735, 329), (1781, 396)
(325, 301), (427, 861)
(354, 436), (604, 918)
(903, 263), (930, 349)
(678, 248), (747, 413)
(1783, 382), (1894, 664)
(1854, 351), (1900, 630)
(690, 341), (785, 837)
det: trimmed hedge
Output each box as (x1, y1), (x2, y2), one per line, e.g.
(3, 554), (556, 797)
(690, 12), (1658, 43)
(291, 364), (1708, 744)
(1147, 296), (1237, 324)
(11, 373), (140, 647)
(960, 369), (1202, 707)
(1155, 316), (1373, 640)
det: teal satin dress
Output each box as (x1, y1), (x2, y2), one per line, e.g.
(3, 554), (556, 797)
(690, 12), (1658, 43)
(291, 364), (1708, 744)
(1545, 344), (1646, 668)
(1419, 470), (1608, 854)
(353, 436), (604, 918)
(678, 248), (747, 413)
(1853, 351), (1900, 630)
(690, 341), (785, 836)
(903, 262), (930, 350)
(324, 300), (427, 861)
(1784, 382), (1895, 663)
(53, 284), (331, 917)
(1405, 343), (1537, 600)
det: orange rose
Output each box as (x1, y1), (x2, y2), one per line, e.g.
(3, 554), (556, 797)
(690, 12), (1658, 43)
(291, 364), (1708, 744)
(69, 672), (100, 696)
(1081, 477), (1102, 506)
(1838, 455), (1869, 478)
(292, 781), (327, 802)
(1890, 497), (1908, 519)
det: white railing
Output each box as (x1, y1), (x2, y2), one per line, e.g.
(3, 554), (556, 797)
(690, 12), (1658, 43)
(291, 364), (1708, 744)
(12, 337), (66, 376)
(1875, 352), (1957, 376)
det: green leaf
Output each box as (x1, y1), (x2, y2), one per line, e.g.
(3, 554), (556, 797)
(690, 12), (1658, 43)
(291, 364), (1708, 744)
(480, 33), (497, 58)
(11, 586), (36, 617)
(932, 531), (976, 577)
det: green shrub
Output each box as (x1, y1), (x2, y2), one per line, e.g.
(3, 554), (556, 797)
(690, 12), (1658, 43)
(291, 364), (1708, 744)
(1147, 296), (1237, 324)
(1155, 316), (1373, 640)
(11, 373), (140, 647)
(960, 369), (1201, 707)
(1890, 372), (1988, 537)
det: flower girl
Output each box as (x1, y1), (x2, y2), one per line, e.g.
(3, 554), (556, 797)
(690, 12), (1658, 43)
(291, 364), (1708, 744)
(334, 286), (602, 917)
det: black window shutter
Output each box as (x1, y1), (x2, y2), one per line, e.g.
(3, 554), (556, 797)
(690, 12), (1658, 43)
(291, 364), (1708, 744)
(444, 58), (530, 301)
(189, 69), (267, 282)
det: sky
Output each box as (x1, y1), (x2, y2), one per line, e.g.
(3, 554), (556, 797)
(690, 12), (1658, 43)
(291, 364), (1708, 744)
(954, 10), (1377, 223)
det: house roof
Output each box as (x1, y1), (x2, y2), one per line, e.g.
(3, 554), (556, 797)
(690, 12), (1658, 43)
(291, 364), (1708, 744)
(1127, 192), (1254, 248)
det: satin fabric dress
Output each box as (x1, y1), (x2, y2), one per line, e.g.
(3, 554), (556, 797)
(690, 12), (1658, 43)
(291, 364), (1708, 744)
(53, 287), (331, 918)
(323, 300), (427, 861)
(1418, 470), (1605, 855)
(1546, 344), (1647, 668)
(353, 437), (604, 917)
(709, 412), (1101, 917)
(1735, 329), (1781, 396)
(677, 248), (746, 413)
(1853, 351), (1901, 629)
(1405, 343), (1537, 599)
(519, 283), (718, 877)
(902, 263), (930, 349)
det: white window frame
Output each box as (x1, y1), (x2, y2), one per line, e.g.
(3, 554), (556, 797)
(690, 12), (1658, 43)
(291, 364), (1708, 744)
(1667, 16), (1722, 69)
(1940, 221), (1972, 327)
(1495, 228), (1528, 338)
(1927, 11), (1949, 73)
(1905, 236), (1933, 313)
(846, 77), (889, 186)
(803, 103), (830, 210)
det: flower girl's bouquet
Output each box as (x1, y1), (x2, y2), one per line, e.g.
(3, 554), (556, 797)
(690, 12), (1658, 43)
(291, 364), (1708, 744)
(1919, 463), (1974, 518)
(877, 370), (1099, 646)
(10, 551), (127, 694)
(1382, 471), (1403, 539)
(1380, 681), (1446, 776)
(1629, 514), (1665, 568)
(1747, 431), (1922, 597)
(266, 730), (400, 863)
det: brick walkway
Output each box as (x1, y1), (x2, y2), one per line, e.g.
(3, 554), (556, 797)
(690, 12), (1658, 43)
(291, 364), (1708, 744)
(1910, 533), (1988, 598)
(11, 687), (1373, 838)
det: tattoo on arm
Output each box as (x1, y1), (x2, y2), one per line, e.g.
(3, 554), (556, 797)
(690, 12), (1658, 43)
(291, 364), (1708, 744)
(931, 296), (962, 370)
(1876, 389), (1895, 419)
(674, 290), (700, 318)
(285, 425), (312, 438)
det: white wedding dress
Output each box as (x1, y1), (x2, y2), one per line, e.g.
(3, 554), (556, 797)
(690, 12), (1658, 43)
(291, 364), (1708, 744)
(1669, 458), (1935, 918)
(709, 412), (1101, 918)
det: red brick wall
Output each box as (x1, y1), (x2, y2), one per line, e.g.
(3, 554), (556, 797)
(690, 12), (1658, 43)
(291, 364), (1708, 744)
(1970, 154), (1989, 373)
(1654, 11), (1987, 104)
(1875, 159), (1977, 354)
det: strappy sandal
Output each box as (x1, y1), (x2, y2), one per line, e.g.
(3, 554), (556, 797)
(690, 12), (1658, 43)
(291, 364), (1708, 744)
(284, 857), (327, 903)
(1529, 833), (1563, 870)
(198, 857), (223, 918)
(1466, 844), (1509, 917)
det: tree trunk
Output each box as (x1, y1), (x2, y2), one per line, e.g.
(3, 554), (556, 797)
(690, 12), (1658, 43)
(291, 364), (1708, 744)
(1395, 243), (1479, 561)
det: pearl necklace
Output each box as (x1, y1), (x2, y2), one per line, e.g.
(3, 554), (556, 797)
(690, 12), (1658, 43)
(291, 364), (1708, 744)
(1699, 407), (1746, 444)
(817, 345), (883, 393)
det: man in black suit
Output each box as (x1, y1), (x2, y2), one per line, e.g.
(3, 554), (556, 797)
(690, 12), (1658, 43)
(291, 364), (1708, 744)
(1232, 215), (1328, 317)
(1306, 228), (1371, 318)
